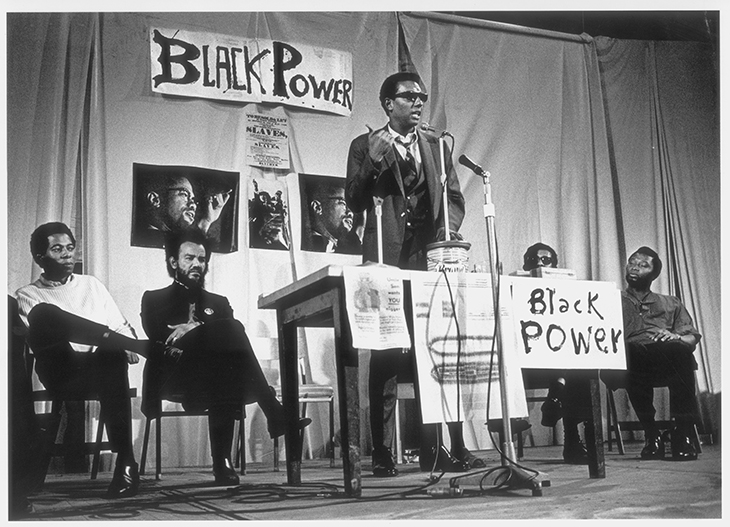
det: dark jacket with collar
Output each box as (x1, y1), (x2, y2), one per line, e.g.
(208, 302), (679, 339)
(345, 125), (465, 266)
(140, 281), (235, 417)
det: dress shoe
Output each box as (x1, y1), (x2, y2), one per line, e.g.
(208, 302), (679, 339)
(669, 429), (698, 461)
(457, 447), (487, 469)
(563, 440), (589, 464)
(268, 417), (313, 439)
(106, 462), (140, 499)
(422, 445), (470, 473)
(213, 458), (241, 485)
(372, 447), (398, 477)
(640, 432), (665, 460)
(540, 397), (563, 427)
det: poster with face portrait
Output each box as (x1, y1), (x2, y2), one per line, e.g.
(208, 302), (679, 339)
(299, 174), (363, 255)
(248, 178), (291, 250)
(131, 163), (239, 253)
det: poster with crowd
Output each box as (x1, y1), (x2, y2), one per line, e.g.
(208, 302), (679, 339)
(131, 163), (239, 253)
(248, 178), (291, 250)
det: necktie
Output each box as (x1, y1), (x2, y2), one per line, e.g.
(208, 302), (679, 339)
(395, 135), (418, 191)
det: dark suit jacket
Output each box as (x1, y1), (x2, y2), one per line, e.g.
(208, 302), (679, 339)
(140, 281), (235, 417)
(345, 126), (465, 266)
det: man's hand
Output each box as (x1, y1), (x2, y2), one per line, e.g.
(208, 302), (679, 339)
(652, 328), (680, 342)
(197, 190), (232, 233)
(166, 321), (201, 345)
(163, 345), (184, 361)
(366, 125), (393, 164)
(124, 351), (140, 364)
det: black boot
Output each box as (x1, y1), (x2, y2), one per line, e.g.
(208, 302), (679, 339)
(209, 406), (240, 486)
(670, 420), (698, 461)
(562, 419), (588, 464)
(541, 380), (565, 427)
(640, 423), (665, 460)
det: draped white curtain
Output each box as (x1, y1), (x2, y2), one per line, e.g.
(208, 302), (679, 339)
(7, 12), (719, 467)
(399, 12), (720, 439)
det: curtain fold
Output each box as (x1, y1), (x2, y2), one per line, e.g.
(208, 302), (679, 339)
(399, 12), (622, 449)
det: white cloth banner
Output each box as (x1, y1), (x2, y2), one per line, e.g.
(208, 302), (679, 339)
(410, 271), (528, 424)
(509, 276), (627, 370)
(342, 265), (411, 350)
(150, 27), (353, 116)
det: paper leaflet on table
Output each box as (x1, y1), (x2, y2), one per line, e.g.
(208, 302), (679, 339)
(410, 271), (528, 424)
(342, 265), (411, 350)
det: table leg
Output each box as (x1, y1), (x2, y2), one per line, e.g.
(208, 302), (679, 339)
(279, 319), (301, 486)
(332, 286), (361, 497)
(586, 374), (606, 478)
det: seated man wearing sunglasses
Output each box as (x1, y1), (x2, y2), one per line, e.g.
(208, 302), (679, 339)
(346, 71), (470, 477)
(521, 242), (592, 464)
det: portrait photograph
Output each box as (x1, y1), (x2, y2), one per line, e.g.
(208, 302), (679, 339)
(131, 163), (240, 253)
(299, 174), (363, 255)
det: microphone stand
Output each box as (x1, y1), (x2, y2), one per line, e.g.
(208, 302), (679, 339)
(449, 162), (547, 497)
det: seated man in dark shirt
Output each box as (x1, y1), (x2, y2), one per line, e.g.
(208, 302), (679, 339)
(140, 229), (310, 485)
(606, 246), (701, 461)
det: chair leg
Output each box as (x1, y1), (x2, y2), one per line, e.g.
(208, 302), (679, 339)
(155, 416), (162, 480)
(91, 411), (105, 480)
(328, 398), (335, 468)
(607, 389), (625, 455)
(273, 436), (279, 472)
(140, 417), (151, 476)
(517, 430), (524, 460)
(239, 409), (246, 475)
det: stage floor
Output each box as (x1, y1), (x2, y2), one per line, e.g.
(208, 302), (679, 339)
(19, 442), (721, 521)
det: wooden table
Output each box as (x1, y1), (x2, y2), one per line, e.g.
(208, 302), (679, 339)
(258, 266), (606, 497)
(258, 265), (364, 496)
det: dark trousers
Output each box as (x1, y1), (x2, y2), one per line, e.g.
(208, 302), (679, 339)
(144, 318), (283, 461)
(624, 341), (698, 430)
(26, 303), (135, 465)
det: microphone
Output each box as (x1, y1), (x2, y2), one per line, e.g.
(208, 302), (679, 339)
(458, 154), (487, 177)
(420, 123), (453, 138)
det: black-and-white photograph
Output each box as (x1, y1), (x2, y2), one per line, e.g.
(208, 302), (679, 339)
(131, 163), (239, 253)
(6, 8), (721, 523)
(299, 174), (363, 255)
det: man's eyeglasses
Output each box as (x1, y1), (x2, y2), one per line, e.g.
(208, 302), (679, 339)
(393, 91), (428, 104)
(168, 187), (196, 203)
(528, 255), (554, 266)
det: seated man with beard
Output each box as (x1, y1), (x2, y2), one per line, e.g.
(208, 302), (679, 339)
(140, 229), (310, 485)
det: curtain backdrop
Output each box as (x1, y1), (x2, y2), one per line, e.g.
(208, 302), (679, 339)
(6, 12), (719, 468)
(400, 12), (720, 442)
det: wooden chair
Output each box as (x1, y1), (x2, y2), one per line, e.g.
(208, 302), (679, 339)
(140, 398), (246, 479)
(33, 387), (138, 479)
(605, 385), (702, 455)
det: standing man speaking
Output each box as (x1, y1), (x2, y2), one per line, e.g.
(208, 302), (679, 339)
(345, 71), (470, 477)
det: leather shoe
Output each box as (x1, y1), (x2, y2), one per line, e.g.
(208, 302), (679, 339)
(268, 417), (312, 439)
(640, 432), (665, 460)
(106, 462), (140, 499)
(563, 440), (589, 464)
(372, 447), (398, 477)
(456, 447), (487, 469)
(669, 429), (698, 461)
(213, 458), (240, 486)
(540, 397), (563, 427)
(422, 445), (470, 472)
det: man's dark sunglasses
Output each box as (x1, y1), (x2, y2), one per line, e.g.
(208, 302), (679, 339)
(528, 255), (554, 265)
(393, 91), (428, 104)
